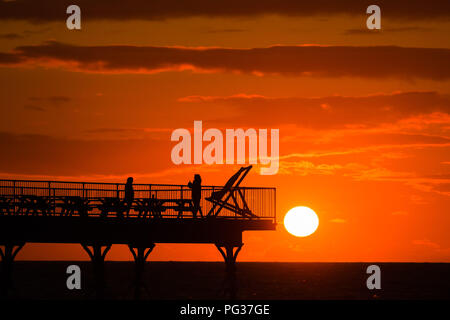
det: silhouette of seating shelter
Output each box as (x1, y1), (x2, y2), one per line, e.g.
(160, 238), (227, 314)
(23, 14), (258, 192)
(206, 165), (258, 219)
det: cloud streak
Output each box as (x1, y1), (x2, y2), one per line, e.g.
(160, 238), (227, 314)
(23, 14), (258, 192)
(179, 91), (450, 128)
(343, 26), (432, 35)
(1, 42), (450, 80)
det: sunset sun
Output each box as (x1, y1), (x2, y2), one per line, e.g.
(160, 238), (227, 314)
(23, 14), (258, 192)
(284, 206), (319, 237)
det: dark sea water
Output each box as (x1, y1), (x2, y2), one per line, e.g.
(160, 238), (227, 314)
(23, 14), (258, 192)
(4, 262), (450, 300)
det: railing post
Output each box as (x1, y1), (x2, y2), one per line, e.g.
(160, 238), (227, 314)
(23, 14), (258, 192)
(82, 183), (85, 198)
(274, 189), (276, 223)
(52, 188), (56, 215)
(13, 181), (16, 214)
(19, 187), (23, 214)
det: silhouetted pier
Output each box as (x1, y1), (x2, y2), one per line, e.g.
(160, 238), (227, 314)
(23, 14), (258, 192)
(0, 166), (276, 298)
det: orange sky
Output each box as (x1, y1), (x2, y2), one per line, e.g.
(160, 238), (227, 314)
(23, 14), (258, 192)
(1, 0), (450, 262)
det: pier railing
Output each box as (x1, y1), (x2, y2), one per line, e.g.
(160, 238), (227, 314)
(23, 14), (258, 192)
(0, 179), (276, 221)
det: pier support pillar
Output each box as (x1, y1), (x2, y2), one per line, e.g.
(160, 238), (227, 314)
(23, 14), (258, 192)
(81, 243), (111, 299)
(0, 242), (25, 296)
(128, 243), (155, 299)
(216, 243), (242, 299)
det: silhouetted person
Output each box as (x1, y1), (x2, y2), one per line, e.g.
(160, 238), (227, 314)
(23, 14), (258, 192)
(188, 174), (202, 218)
(125, 177), (134, 217)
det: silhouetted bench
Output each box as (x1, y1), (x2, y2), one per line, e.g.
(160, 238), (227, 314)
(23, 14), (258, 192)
(135, 197), (165, 218)
(17, 195), (54, 216)
(58, 196), (92, 217)
(97, 197), (128, 218)
(0, 196), (14, 215)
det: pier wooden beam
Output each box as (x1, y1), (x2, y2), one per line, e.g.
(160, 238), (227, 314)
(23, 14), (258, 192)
(0, 242), (25, 296)
(215, 243), (243, 299)
(128, 243), (155, 299)
(81, 243), (111, 299)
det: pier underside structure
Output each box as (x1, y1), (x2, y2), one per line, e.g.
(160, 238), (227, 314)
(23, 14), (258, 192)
(0, 166), (276, 298)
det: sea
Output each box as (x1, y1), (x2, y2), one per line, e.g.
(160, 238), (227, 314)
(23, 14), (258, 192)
(3, 261), (450, 300)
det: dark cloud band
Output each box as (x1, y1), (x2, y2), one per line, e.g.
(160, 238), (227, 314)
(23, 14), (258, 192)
(2, 42), (450, 80)
(0, 0), (449, 22)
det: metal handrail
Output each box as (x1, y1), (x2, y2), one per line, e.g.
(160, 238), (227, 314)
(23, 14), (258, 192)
(0, 179), (274, 189)
(0, 179), (276, 221)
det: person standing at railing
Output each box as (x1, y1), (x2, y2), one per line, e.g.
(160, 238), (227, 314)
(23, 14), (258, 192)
(188, 174), (202, 218)
(124, 177), (134, 218)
